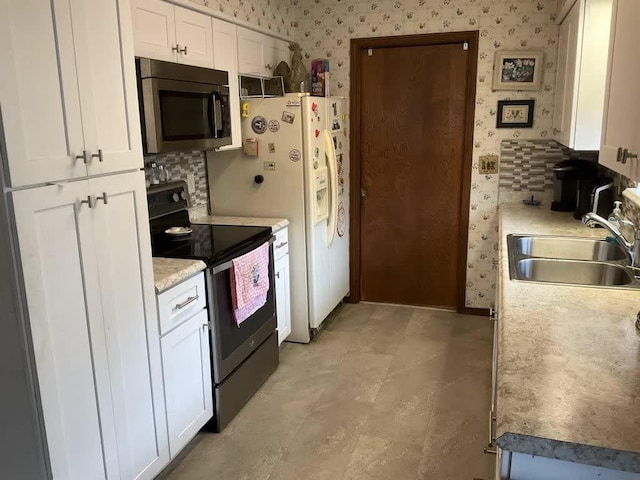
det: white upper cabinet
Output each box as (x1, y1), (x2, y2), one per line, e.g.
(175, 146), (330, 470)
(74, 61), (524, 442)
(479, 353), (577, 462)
(600, 0), (640, 179)
(552, 0), (612, 150)
(0, 0), (143, 188)
(212, 17), (241, 150)
(0, 0), (85, 187)
(237, 27), (289, 77)
(132, 0), (213, 68)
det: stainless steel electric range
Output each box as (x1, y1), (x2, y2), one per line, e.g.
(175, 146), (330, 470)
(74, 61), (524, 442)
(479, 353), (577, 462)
(148, 181), (279, 431)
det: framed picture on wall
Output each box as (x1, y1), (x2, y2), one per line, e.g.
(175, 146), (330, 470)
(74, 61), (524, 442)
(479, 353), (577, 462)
(496, 100), (535, 128)
(493, 51), (543, 91)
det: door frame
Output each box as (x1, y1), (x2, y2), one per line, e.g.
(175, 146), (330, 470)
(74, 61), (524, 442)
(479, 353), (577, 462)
(349, 31), (479, 313)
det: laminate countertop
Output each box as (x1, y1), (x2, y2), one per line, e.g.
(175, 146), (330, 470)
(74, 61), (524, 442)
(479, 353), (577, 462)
(497, 202), (640, 472)
(152, 257), (207, 294)
(191, 215), (289, 233)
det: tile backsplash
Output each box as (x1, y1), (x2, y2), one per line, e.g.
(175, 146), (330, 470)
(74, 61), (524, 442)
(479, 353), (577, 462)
(144, 151), (209, 213)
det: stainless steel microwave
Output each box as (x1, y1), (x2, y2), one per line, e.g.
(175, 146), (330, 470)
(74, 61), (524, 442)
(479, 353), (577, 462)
(136, 58), (232, 154)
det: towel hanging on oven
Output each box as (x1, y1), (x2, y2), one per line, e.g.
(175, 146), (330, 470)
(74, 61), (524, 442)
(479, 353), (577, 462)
(230, 242), (270, 326)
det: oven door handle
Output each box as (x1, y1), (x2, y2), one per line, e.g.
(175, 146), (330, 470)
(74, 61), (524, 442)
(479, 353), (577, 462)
(211, 237), (275, 275)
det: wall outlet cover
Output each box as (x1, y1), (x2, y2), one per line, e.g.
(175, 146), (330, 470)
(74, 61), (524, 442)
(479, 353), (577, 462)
(479, 154), (499, 174)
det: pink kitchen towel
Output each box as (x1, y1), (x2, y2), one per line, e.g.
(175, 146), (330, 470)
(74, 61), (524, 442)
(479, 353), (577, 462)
(230, 242), (270, 326)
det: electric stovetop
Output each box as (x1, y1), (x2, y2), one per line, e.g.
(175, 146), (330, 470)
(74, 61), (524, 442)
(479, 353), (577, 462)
(150, 211), (272, 267)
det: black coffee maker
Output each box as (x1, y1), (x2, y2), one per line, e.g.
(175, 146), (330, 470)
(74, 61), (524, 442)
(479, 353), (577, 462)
(551, 159), (599, 218)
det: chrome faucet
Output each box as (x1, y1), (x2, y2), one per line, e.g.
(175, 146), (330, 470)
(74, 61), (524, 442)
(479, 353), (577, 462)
(582, 212), (640, 267)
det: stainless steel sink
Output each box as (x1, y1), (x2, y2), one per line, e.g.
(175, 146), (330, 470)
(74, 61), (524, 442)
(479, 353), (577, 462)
(515, 258), (633, 286)
(510, 235), (628, 262)
(507, 234), (639, 289)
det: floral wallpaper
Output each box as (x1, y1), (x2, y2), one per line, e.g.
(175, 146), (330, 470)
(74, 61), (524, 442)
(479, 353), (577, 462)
(186, 0), (294, 36)
(293, 0), (560, 309)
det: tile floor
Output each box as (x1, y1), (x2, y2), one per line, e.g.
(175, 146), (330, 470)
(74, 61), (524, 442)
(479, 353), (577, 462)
(162, 303), (494, 480)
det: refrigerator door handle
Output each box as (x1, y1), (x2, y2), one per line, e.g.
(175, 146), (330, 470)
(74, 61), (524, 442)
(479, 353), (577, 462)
(324, 130), (338, 247)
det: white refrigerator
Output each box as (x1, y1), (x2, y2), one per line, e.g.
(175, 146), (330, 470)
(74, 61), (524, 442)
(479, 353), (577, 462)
(209, 93), (349, 343)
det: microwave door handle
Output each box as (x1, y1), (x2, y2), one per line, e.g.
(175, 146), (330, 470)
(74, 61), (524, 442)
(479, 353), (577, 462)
(209, 92), (218, 139)
(210, 91), (223, 138)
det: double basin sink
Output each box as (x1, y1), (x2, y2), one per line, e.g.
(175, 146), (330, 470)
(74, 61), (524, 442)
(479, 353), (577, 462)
(507, 234), (639, 288)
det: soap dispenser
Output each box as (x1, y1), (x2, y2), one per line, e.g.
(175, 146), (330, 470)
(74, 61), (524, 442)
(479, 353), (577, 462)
(608, 201), (623, 229)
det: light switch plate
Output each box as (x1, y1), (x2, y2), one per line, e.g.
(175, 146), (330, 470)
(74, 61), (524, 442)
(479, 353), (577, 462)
(479, 154), (499, 174)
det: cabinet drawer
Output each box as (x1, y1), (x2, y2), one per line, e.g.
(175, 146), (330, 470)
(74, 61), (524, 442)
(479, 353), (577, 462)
(157, 273), (206, 335)
(273, 228), (289, 260)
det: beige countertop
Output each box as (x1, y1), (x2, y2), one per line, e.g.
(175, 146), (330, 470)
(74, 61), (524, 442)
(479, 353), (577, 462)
(497, 203), (640, 472)
(152, 257), (207, 294)
(191, 215), (289, 232)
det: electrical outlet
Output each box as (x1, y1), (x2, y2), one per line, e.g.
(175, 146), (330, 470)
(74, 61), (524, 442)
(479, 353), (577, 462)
(479, 154), (499, 174)
(264, 161), (276, 171)
(187, 173), (195, 194)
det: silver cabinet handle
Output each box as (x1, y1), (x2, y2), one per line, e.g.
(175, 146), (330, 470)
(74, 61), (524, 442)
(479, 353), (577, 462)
(616, 147), (624, 163)
(176, 295), (198, 310)
(265, 63), (272, 70)
(95, 192), (108, 205)
(179, 45), (188, 55)
(276, 241), (288, 249)
(80, 196), (93, 208)
(202, 322), (210, 331)
(275, 271), (280, 279)
(622, 148), (638, 164)
(76, 150), (89, 164)
(172, 44), (180, 52)
(92, 149), (103, 162)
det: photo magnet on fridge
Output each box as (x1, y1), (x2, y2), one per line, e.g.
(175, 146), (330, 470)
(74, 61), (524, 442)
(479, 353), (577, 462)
(268, 120), (280, 133)
(251, 116), (267, 134)
(281, 111), (295, 124)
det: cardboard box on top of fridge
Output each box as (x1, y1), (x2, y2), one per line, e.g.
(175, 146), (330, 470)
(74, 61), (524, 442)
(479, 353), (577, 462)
(311, 60), (330, 97)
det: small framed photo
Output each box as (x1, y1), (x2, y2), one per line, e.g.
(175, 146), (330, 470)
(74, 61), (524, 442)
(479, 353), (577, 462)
(493, 51), (543, 91)
(496, 100), (535, 128)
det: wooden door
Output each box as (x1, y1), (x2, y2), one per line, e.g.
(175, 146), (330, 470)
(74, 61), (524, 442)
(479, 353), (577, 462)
(174, 6), (214, 68)
(11, 182), (109, 479)
(358, 40), (472, 308)
(0, 0), (86, 187)
(89, 171), (169, 480)
(131, 0), (178, 62)
(72, 0), (144, 177)
(600, 0), (640, 179)
(161, 309), (213, 458)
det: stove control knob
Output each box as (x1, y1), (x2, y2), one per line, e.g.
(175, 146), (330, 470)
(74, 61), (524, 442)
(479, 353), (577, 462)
(171, 192), (180, 202)
(180, 191), (187, 200)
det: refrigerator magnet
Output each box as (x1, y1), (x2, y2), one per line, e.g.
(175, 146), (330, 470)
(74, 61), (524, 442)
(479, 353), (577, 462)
(251, 116), (267, 134)
(281, 111), (295, 124)
(268, 120), (280, 133)
(337, 202), (346, 237)
(289, 149), (301, 162)
(268, 143), (276, 154)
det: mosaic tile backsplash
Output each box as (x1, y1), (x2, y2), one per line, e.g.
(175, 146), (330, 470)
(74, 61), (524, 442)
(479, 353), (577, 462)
(144, 151), (209, 211)
(499, 139), (571, 192)
(294, 0), (560, 308)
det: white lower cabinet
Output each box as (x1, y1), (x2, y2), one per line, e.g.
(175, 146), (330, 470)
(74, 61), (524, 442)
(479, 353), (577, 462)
(274, 227), (291, 345)
(157, 273), (213, 458)
(160, 307), (213, 457)
(12, 170), (169, 480)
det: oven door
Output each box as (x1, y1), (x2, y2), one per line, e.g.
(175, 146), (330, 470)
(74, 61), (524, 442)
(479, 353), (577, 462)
(140, 77), (231, 153)
(206, 241), (277, 384)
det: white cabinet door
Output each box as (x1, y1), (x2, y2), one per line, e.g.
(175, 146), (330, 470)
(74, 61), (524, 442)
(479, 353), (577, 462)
(553, 1), (579, 148)
(600, 0), (640, 178)
(174, 6), (214, 68)
(161, 309), (213, 457)
(73, 0), (144, 177)
(237, 27), (266, 75)
(89, 171), (169, 480)
(0, 0), (86, 187)
(275, 254), (291, 345)
(131, 0), (178, 62)
(264, 37), (290, 75)
(11, 182), (109, 480)
(212, 18), (241, 150)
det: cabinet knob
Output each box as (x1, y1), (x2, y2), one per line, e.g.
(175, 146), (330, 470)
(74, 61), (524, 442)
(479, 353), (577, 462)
(80, 196), (93, 208)
(76, 150), (89, 164)
(172, 44), (180, 53)
(179, 45), (188, 55)
(91, 149), (104, 162)
(95, 192), (108, 205)
(616, 147), (624, 163)
(622, 148), (638, 164)
(275, 272), (280, 279)
(265, 63), (272, 70)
